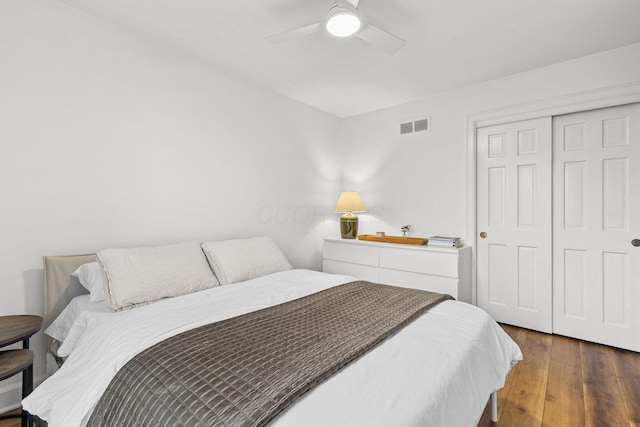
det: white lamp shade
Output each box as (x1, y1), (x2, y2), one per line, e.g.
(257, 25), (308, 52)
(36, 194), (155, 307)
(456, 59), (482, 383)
(334, 191), (367, 213)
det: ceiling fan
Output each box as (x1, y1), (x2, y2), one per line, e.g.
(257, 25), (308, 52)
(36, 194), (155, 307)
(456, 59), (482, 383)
(266, 0), (406, 55)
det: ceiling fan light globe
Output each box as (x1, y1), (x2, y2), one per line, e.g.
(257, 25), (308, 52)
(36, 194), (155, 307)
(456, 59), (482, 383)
(326, 12), (361, 37)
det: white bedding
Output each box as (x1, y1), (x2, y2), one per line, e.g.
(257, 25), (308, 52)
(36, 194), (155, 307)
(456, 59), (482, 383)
(45, 295), (113, 354)
(24, 269), (522, 427)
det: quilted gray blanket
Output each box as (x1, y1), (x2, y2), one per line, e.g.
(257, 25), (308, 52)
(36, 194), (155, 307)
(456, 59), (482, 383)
(87, 281), (452, 427)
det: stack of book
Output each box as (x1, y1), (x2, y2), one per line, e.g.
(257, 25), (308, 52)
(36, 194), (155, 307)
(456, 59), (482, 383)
(428, 236), (463, 248)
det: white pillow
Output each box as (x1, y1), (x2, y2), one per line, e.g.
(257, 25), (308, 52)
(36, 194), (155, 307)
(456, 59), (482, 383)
(97, 241), (219, 311)
(201, 236), (292, 285)
(44, 294), (113, 346)
(71, 262), (106, 303)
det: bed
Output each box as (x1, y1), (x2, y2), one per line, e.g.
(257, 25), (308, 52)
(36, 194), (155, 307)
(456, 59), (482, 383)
(22, 239), (522, 427)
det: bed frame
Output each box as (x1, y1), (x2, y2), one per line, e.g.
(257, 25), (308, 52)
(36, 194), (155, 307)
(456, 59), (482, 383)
(24, 256), (97, 427)
(43, 255), (96, 330)
(36, 254), (500, 425)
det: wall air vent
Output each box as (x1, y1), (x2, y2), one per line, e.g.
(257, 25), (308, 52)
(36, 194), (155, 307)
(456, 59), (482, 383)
(399, 116), (430, 136)
(400, 121), (413, 135)
(414, 118), (429, 132)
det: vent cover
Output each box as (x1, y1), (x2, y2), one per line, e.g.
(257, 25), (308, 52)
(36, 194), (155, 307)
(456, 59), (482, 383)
(400, 122), (413, 135)
(414, 118), (429, 132)
(399, 116), (430, 135)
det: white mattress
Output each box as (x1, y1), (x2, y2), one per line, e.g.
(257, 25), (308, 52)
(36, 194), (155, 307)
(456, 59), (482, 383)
(23, 269), (522, 427)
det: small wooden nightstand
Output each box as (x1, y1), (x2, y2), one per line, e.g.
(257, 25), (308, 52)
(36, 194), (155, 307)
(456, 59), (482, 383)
(0, 315), (42, 427)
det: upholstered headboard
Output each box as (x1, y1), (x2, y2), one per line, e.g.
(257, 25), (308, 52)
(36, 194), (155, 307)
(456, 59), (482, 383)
(43, 255), (95, 329)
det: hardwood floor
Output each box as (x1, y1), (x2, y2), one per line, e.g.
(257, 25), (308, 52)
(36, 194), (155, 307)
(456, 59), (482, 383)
(1, 324), (639, 426)
(478, 324), (640, 427)
(0, 410), (20, 427)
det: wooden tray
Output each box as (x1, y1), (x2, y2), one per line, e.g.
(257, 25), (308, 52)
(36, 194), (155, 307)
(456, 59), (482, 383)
(357, 235), (428, 245)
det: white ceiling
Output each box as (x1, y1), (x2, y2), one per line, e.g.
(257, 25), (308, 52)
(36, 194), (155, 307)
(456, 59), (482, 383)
(58, 0), (640, 117)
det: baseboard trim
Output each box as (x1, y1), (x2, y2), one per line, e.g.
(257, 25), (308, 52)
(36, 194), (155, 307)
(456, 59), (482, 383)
(0, 374), (46, 415)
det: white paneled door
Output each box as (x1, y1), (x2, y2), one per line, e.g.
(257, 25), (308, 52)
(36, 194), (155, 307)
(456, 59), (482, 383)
(553, 103), (640, 352)
(477, 118), (553, 333)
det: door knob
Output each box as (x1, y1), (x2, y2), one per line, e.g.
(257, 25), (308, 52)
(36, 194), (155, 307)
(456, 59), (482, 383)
(480, 232), (487, 239)
(632, 239), (640, 247)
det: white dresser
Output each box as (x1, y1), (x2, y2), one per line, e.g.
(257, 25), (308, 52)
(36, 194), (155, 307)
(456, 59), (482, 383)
(323, 237), (472, 303)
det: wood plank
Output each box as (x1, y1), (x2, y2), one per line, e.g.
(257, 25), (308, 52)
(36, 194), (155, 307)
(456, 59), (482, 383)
(549, 334), (581, 366)
(581, 341), (629, 427)
(0, 409), (21, 427)
(477, 323), (530, 425)
(500, 323), (529, 347)
(495, 324), (529, 421)
(543, 334), (585, 425)
(498, 329), (551, 427)
(477, 354), (523, 426)
(610, 347), (640, 426)
(542, 359), (586, 426)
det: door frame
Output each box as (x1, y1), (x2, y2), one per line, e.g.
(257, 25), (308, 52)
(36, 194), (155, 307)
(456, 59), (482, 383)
(466, 81), (640, 305)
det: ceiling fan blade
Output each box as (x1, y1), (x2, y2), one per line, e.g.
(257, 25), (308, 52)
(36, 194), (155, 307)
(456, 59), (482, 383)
(344, 0), (360, 7)
(266, 22), (322, 44)
(356, 22), (405, 55)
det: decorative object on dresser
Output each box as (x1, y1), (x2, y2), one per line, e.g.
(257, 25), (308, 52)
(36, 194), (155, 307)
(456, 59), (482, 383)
(400, 224), (412, 238)
(323, 237), (472, 302)
(0, 315), (42, 427)
(428, 236), (463, 248)
(334, 191), (367, 239)
(357, 234), (428, 245)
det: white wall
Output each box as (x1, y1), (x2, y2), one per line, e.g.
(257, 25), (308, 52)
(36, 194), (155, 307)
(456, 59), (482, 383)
(0, 0), (341, 410)
(338, 43), (640, 242)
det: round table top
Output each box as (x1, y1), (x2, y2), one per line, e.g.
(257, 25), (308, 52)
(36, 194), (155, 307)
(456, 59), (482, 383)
(0, 315), (43, 348)
(0, 349), (34, 381)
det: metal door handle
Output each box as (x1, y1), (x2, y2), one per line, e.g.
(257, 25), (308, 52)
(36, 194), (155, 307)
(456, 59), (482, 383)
(632, 239), (640, 247)
(480, 232), (487, 239)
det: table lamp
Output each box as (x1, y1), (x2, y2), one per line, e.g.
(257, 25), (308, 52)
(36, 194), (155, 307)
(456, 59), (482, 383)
(334, 191), (367, 239)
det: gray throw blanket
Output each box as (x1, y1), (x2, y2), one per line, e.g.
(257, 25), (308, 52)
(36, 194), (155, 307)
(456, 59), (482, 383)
(87, 281), (452, 427)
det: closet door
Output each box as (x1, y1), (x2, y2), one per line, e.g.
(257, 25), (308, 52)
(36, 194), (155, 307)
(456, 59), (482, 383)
(553, 103), (640, 352)
(477, 118), (553, 333)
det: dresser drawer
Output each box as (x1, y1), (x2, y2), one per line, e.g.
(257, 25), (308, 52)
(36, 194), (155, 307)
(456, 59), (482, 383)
(323, 238), (472, 304)
(379, 247), (458, 278)
(323, 260), (379, 282)
(379, 269), (460, 299)
(323, 241), (379, 267)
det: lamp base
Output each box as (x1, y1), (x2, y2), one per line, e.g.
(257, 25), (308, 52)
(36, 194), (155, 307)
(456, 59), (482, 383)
(340, 213), (359, 239)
